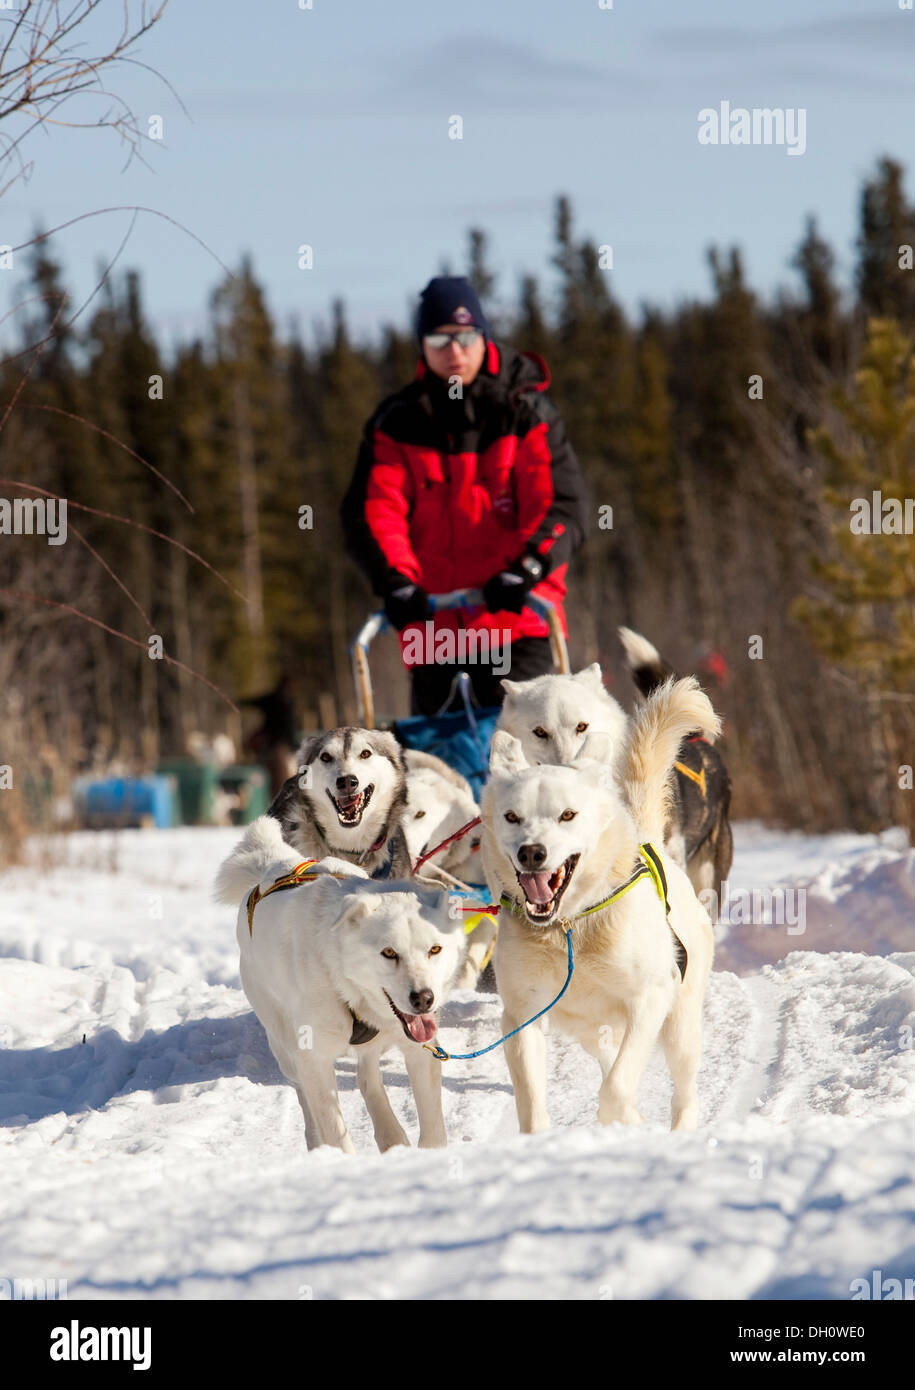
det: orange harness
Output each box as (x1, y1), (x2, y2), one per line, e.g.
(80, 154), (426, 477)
(246, 859), (325, 936)
(674, 760), (707, 798)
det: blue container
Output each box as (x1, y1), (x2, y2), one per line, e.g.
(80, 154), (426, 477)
(83, 775), (175, 829)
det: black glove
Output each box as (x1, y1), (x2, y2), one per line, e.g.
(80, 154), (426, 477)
(383, 583), (430, 631)
(483, 551), (547, 615)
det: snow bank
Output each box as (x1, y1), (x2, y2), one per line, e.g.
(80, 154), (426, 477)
(715, 824), (915, 973)
(1, 823), (913, 1300)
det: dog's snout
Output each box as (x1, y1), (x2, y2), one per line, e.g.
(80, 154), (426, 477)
(518, 842), (548, 871)
(410, 988), (434, 1013)
(336, 773), (359, 792)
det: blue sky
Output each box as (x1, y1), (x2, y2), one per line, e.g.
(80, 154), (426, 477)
(3, 0), (914, 352)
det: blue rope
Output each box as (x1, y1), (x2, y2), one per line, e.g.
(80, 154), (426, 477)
(457, 671), (488, 766)
(426, 929), (574, 1062)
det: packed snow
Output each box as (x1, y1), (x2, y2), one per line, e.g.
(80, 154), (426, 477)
(1, 822), (913, 1300)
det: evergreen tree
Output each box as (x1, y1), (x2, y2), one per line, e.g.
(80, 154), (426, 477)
(791, 216), (844, 373)
(856, 158), (915, 326)
(209, 257), (287, 691)
(794, 317), (915, 687)
(313, 299), (387, 715)
(468, 228), (497, 301)
(516, 274), (550, 357)
(794, 317), (915, 830)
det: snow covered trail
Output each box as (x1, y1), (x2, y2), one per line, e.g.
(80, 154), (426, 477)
(1, 825), (914, 1300)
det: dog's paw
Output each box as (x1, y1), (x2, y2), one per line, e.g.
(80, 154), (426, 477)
(376, 1130), (410, 1153)
(598, 1098), (645, 1126)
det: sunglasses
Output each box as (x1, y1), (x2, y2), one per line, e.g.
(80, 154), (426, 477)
(423, 329), (482, 350)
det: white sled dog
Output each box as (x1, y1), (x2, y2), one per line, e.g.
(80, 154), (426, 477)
(401, 749), (495, 988)
(495, 658), (730, 903)
(215, 815), (466, 1153)
(402, 749), (481, 886)
(496, 663), (629, 773)
(481, 677), (718, 1133)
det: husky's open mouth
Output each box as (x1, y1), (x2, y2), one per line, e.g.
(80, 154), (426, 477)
(326, 783), (374, 826)
(516, 853), (580, 923)
(383, 990), (437, 1044)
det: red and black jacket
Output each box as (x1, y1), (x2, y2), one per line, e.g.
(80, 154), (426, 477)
(341, 341), (587, 646)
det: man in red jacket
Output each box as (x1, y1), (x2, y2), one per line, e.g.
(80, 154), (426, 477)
(341, 276), (587, 715)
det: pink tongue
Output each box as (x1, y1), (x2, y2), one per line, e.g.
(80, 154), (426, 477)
(405, 1014), (437, 1043)
(519, 872), (553, 905)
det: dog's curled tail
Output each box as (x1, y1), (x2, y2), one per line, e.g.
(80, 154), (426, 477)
(618, 626), (674, 699)
(213, 814), (302, 905)
(621, 677), (721, 844)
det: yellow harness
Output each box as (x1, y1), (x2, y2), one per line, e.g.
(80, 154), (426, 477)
(462, 908), (499, 972)
(463, 909), (498, 936)
(499, 841), (687, 980)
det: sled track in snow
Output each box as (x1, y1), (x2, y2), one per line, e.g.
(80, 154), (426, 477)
(2, 825), (915, 1299)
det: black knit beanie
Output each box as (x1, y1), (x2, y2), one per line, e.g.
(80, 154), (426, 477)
(416, 276), (490, 343)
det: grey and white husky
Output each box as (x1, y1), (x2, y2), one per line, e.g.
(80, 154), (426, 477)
(267, 727), (412, 880)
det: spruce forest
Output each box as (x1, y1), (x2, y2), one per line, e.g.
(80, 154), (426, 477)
(2, 158), (914, 838)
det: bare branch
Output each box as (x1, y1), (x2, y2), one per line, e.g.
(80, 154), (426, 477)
(0, 1), (170, 196)
(0, 588), (239, 713)
(12, 203), (232, 273)
(69, 522), (153, 627)
(8, 405), (194, 512)
(0, 479), (248, 602)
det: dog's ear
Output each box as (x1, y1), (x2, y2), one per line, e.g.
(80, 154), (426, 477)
(489, 729), (529, 773)
(574, 662), (604, 686)
(296, 735), (320, 766)
(576, 730), (615, 766)
(500, 678), (521, 702)
(331, 893), (379, 929)
(368, 729), (403, 763)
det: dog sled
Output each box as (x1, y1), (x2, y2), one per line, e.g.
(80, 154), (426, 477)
(351, 587), (569, 799)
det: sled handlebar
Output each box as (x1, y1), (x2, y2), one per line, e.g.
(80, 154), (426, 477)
(351, 588), (570, 729)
